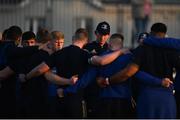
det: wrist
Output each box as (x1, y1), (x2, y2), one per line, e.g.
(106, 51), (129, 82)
(25, 74), (29, 81)
(88, 57), (93, 64)
(105, 77), (110, 85)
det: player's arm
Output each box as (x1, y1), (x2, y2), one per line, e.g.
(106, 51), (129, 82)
(135, 71), (172, 88)
(64, 67), (98, 94)
(144, 37), (180, 50)
(89, 48), (129, 66)
(109, 63), (139, 84)
(44, 71), (78, 85)
(0, 66), (15, 80)
(26, 62), (50, 80)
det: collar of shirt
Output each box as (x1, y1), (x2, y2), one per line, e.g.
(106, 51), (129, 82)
(95, 41), (108, 48)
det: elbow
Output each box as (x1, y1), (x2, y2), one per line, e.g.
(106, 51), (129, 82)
(32, 69), (45, 77)
(120, 72), (134, 81)
(117, 73), (132, 82)
(37, 68), (49, 75)
(126, 72), (133, 78)
(36, 70), (44, 76)
(0, 72), (13, 80)
(119, 75), (130, 82)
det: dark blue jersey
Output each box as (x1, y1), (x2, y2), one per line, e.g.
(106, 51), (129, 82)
(83, 41), (109, 99)
(144, 36), (180, 50)
(144, 36), (180, 93)
(132, 42), (180, 118)
(64, 66), (98, 94)
(84, 41), (108, 55)
(98, 51), (132, 98)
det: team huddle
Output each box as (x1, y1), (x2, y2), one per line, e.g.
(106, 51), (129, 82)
(0, 21), (180, 119)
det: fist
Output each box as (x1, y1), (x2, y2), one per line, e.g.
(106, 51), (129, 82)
(70, 75), (78, 85)
(18, 74), (26, 83)
(97, 77), (109, 88)
(57, 88), (64, 98)
(161, 78), (173, 88)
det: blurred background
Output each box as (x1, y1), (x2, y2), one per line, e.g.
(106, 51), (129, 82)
(0, 0), (180, 48)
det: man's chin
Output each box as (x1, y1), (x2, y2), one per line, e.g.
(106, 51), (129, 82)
(99, 42), (105, 46)
(55, 48), (62, 51)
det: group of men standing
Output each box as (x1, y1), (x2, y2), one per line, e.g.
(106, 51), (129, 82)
(0, 21), (180, 119)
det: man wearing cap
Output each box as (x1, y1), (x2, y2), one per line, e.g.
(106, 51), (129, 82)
(84, 21), (110, 55)
(83, 21), (110, 118)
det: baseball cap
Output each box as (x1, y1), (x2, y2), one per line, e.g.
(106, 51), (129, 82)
(95, 21), (110, 35)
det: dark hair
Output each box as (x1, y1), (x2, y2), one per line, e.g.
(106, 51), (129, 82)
(151, 23), (167, 33)
(22, 31), (36, 42)
(110, 33), (124, 42)
(73, 28), (88, 41)
(6, 26), (22, 41)
(36, 29), (51, 43)
(2, 29), (9, 41)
